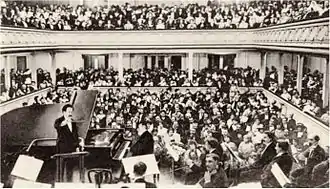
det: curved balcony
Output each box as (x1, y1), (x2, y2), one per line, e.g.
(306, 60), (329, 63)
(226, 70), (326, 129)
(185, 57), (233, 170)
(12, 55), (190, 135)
(0, 17), (328, 54)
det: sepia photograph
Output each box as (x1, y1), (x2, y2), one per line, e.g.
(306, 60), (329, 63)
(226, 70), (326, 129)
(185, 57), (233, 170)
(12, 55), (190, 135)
(0, 0), (329, 188)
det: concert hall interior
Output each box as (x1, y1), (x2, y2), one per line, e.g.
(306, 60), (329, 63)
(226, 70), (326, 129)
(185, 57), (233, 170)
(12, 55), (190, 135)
(0, 0), (329, 188)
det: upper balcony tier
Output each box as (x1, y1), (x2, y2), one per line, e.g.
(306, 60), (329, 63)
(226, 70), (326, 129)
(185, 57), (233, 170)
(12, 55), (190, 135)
(0, 17), (328, 54)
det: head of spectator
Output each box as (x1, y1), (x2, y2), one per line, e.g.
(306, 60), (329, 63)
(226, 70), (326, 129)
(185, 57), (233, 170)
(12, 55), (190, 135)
(263, 131), (275, 145)
(308, 134), (320, 147)
(133, 161), (147, 178)
(205, 153), (220, 172)
(275, 141), (290, 154)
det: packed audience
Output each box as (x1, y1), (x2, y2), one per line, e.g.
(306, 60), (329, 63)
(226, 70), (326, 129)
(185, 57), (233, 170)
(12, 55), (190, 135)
(55, 66), (261, 87)
(1, 0), (328, 30)
(88, 86), (328, 187)
(265, 66), (328, 123)
(0, 68), (52, 103)
(22, 87), (75, 106)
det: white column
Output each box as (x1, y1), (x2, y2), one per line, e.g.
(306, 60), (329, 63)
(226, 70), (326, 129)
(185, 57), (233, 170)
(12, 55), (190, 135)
(118, 52), (124, 81)
(278, 53), (284, 85)
(155, 55), (159, 68)
(219, 56), (224, 69)
(50, 52), (56, 86)
(164, 56), (169, 69)
(296, 54), (304, 95)
(28, 53), (37, 83)
(188, 52), (193, 81)
(322, 58), (329, 108)
(260, 52), (267, 80)
(4, 56), (10, 90)
(147, 56), (152, 69)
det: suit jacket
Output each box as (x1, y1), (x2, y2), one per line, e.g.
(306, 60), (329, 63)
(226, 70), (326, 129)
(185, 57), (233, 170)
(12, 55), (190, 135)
(304, 145), (326, 176)
(130, 131), (154, 156)
(54, 116), (79, 153)
(261, 152), (293, 188)
(135, 178), (157, 188)
(199, 168), (229, 188)
(252, 142), (277, 169)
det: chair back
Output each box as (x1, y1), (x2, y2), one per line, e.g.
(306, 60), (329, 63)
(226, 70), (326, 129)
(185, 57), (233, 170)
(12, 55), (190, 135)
(87, 168), (112, 188)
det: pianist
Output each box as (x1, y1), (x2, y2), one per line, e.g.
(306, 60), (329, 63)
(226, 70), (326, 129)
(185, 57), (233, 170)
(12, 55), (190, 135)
(130, 123), (154, 156)
(54, 104), (84, 182)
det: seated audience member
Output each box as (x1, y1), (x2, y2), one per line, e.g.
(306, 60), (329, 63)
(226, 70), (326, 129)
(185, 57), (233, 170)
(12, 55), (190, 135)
(260, 141), (293, 188)
(238, 135), (255, 160)
(133, 161), (157, 188)
(198, 153), (228, 188)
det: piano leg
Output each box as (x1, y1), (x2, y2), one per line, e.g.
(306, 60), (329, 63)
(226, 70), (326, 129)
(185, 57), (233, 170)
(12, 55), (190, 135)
(79, 156), (85, 183)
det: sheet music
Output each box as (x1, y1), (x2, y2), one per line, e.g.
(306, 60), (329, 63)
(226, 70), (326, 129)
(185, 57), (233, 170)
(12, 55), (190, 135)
(122, 154), (160, 178)
(271, 162), (291, 187)
(12, 179), (51, 188)
(11, 155), (44, 181)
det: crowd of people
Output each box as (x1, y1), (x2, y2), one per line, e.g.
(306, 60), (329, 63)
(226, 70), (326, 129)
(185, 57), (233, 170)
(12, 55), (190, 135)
(0, 68), (52, 103)
(55, 66), (261, 88)
(265, 66), (329, 124)
(88, 86), (328, 187)
(1, 0), (328, 30)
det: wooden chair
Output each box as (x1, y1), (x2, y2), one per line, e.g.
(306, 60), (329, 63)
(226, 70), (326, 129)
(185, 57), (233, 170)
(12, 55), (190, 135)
(87, 168), (113, 188)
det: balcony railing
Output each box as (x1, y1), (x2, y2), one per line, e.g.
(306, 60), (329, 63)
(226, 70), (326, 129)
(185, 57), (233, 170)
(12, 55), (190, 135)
(0, 17), (328, 54)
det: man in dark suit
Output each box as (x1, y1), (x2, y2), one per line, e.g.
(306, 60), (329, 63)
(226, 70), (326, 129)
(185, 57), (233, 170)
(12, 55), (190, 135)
(199, 153), (228, 188)
(251, 132), (277, 169)
(133, 161), (157, 188)
(54, 104), (84, 182)
(303, 134), (326, 177)
(130, 123), (154, 156)
(261, 141), (293, 188)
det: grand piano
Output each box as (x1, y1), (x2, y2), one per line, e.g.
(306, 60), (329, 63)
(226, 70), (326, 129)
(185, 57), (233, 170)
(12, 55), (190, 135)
(1, 90), (131, 184)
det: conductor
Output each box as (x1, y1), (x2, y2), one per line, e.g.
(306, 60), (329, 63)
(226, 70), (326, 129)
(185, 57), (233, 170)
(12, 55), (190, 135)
(54, 104), (84, 182)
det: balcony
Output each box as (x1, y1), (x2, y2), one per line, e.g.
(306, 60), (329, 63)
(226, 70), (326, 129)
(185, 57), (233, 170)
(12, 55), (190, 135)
(0, 17), (328, 54)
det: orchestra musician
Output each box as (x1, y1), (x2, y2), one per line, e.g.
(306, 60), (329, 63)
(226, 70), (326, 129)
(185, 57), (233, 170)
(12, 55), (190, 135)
(302, 134), (325, 178)
(198, 153), (229, 188)
(130, 123), (154, 156)
(260, 141), (293, 188)
(133, 161), (157, 188)
(54, 104), (84, 182)
(250, 132), (277, 169)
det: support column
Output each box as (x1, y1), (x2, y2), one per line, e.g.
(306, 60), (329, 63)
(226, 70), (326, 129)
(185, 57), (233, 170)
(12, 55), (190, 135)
(50, 52), (57, 86)
(260, 52), (267, 80)
(147, 56), (152, 69)
(219, 56), (224, 69)
(118, 52), (124, 82)
(4, 56), (10, 90)
(278, 53), (284, 85)
(296, 54), (304, 95)
(322, 58), (329, 108)
(188, 52), (193, 81)
(155, 55), (159, 68)
(27, 53), (37, 83)
(164, 56), (169, 70)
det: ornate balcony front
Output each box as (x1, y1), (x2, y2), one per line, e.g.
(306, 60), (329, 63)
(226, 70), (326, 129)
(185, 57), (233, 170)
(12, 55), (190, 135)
(0, 17), (328, 54)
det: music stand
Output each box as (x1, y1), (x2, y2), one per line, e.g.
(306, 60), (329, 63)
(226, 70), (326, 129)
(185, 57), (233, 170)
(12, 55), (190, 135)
(51, 151), (89, 183)
(122, 154), (160, 184)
